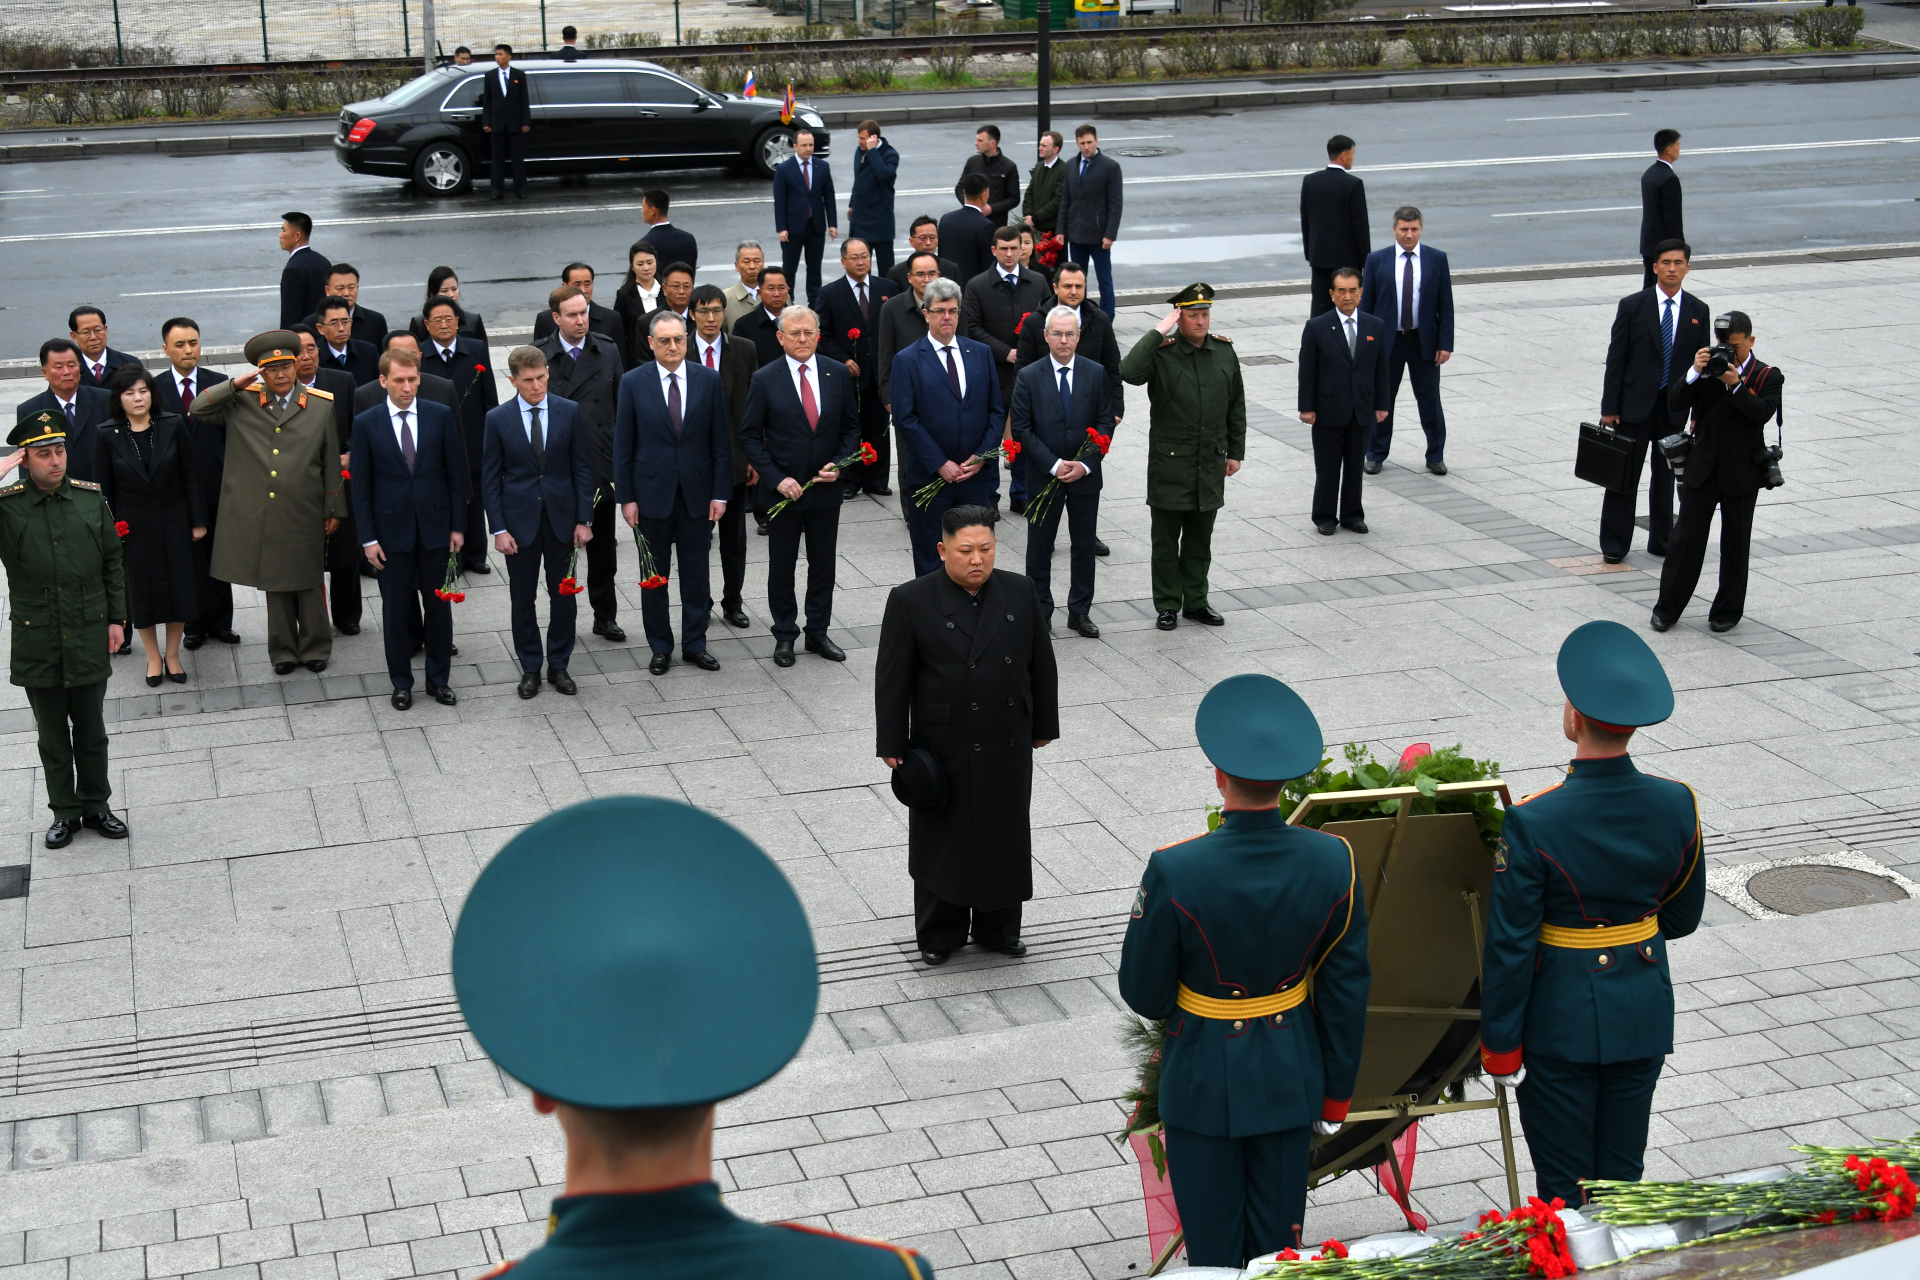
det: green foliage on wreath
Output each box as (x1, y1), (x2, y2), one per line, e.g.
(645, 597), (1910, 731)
(1116, 1016), (1169, 1175)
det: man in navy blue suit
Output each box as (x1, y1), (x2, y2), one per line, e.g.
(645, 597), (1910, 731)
(1011, 306), (1115, 639)
(350, 348), (468, 710)
(815, 238), (900, 497)
(740, 306), (861, 669)
(772, 128), (837, 306)
(484, 348), (596, 699)
(890, 279), (1005, 577)
(1360, 206), (1454, 476)
(614, 312), (732, 676)
(1297, 269), (1392, 536)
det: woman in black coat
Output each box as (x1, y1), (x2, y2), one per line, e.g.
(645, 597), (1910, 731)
(612, 240), (662, 360)
(407, 266), (490, 346)
(96, 364), (207, 686)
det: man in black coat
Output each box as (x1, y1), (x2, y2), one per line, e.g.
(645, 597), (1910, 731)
(886, 217), (961, 294)
(291, 326), (364, 633)
(963, 226), (1054, 509)
(1599, 239), (1710, 564)
(536, 285), (626, 643)
(875, 504), (1060, 966)
(17, 340), (108, 485)
(68, 307), (135, 390)
(278, 212), (331, 329)
(1297, 269), (1391, 536)
(481, 44), (532, 200)
(419, 296), (501, 571)
(730, 267), (792, 371)
(816, 238), (901, 497)
(1299, 134), (1371, 318)
(303, 264), (389, 349)
(641, 189), (700, 274)
(878, 252), (939, 413)
(354, 335), (457, 417)
(1057, 125), (1125, 319)
(531, 264), (631, 370)
(1639, 129), (1684, 290)
(1651, 312), (1780, 634)
(938, 179), (999, 287)
(688, 284), (759, 630)
(155, 318), (237, 647)
(315, 298), (382, 386)
(954, 125), (1021, 223)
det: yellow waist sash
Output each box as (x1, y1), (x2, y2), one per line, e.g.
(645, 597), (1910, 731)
(1538, 918), (1659, 949)
(1177, 982), (1308, 1020)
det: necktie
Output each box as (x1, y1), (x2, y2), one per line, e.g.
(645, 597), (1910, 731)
(943, 345), (961, 396)
(798, 363), (819, 431)
(1660, 298), (1676, 383)
(180, 376), (193, 407)
(1005, 273), (1018, 290)
(705, 343), (717, 370)
(440, 346), (453, 363)
(399, 410), (415, 472)
(567, 346), (580, 363)
(92, 362), (104, 381)
(1058, 366), (1072, 422)
(1400, 251), (1416, 331)
(1345, 316), (1356, 357)
(857, 281), (868, 320)
(65, 401), (76, 430)
(666, 373), (682, 436)
(1080, 155), (1089, 179)
(529, 404), (544, 466)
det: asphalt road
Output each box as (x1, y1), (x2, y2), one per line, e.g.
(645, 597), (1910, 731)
(2, 75), (1915, 357)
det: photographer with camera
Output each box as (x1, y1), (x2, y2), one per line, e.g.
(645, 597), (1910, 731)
(1649, 310), (1783, 634)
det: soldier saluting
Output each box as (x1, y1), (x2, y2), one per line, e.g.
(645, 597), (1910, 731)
(1480, 620), (1704, 1205)
(0, 411), (128, 848)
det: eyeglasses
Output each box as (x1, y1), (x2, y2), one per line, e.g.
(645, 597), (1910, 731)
(653, 335), (687, 345)
(692, 305), (727, 316)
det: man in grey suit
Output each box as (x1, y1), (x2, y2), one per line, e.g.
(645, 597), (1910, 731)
(1056, 124), (1124, 319)
(1299, 134), (1371, 318)
(1639, 129), (1684, 289)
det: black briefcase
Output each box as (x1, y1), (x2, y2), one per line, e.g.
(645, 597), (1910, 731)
(1575, 421), (1633, 494)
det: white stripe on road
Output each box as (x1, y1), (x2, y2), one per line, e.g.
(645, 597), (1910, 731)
(1491, 204), (1639, 217)
(8, 135), (1917, 246)
(1506, 112), (1632, 121)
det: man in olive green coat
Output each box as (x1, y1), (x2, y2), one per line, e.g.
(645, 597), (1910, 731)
(1120, 283), (1247, 630)
(190, 331), (345, 674)
(1021, 132), (1067, 237)
(0, 411), (128, 848)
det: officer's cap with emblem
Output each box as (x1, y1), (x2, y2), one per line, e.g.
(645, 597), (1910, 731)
(1167, 282), (1215, 309)
(8, 410), (66, 449)
(452, 797), (817, 1109)
(1195, 673), (1323, 782)
(1557, 619), (1675, 729)
(243, 331), (302, 368)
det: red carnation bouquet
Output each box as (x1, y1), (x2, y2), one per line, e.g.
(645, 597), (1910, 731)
(114, 519), (130, 537)
(556, 544), (585, 596)
(633, 525), (667, 590)
(1023, 425), (1111, 526)
(768, 441), (878, 519)
(432, 551), (466, 603)
(1034, 232), (1065, 270)
(912, 440), (1020, 510)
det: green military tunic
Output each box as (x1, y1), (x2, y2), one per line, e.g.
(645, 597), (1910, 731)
(1119, 328), (1247, 512)
(188, 378), (343, 591)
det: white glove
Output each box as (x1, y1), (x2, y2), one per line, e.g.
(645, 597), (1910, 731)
(1493, 1068), (1527, 1089)
(1312, 1119), (1342, 1136)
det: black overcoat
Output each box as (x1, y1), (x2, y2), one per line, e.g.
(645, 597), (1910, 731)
(92, 414), (207, 628)
(875, 567), (1060, 907)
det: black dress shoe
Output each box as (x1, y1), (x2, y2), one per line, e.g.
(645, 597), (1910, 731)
(518, 671), (542, 698)
(464, 561), (492, 574)
(1067, 614), (1100, 639)
(843, 486), (863, 503)
(273, 661), (298, 675)
(1183, 605), (1226, 626)
(1710, 619), (1738, 633)
(921, 949), (950, 967)
(45, 818), (77, 849)
(989, 938), (1028, 958)
(755, 519), (770, 537)
(306, 659), (327, 673)
(648, 652), (672, 675)
(1647, 545), (1667, 559)
(391, 688), (413, 710)
(865, 485), (893, 496)
(336, 622), (360, 636)
(360, 563), (378, 578)
(592, 620), (627, 643)
(1364, 458), (1383, 475)
(426, 683), (458, 706)
(116, 636), (132, 655)
(549, 669), (578, 694)
(805, 634), (846, 662)
(1341, 519), (1369, 535)
(686, 651), (721, 671)
(1649, 612), (1673, 633)
(1093, 538), (1110, 557)
(83, 810), (129, 839)
(1602, 553), (1625, 565)
(209, 629), (241, 644)
(1155, 611), (1179, 631)
(723, 606), (750, 629)
(183, 632), (205, 651)
(1316, 519), (1338, 536)
(773, 639), (796, 667)
(1009, 498), (1027, 516)
(1428, 461), (1448, 476)
(449, 642), (459, 656)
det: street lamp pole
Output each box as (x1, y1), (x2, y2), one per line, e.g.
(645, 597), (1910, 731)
(1036, 0), (1051, 138)
(422, 0), (435, 74)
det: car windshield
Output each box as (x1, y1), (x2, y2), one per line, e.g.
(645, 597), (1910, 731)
(381, 71), (461, 108)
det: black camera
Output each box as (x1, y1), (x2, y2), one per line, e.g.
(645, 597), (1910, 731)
(1703, 314), (1740, 379)
(1755, 443), (1785, 489)
(1656, 430), (1693, 478)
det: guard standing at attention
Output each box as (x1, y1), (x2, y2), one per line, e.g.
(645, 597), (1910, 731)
(1119, 283), (1246, 632)
(452, 796), (933, 1279)
(1479, 619), (1704, 1205)
(1118, 674), (1370, 1268)
(0, 411), (129, 849)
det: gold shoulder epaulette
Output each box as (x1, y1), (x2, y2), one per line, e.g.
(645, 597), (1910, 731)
(1212, 333), (1233, 343)
(305, 387), (335, 401)
(1158, 337), (1175, 347)
(1154, 831), (1208, 853)
(0, 482), (25, 497)
(69, 479), (101, 491)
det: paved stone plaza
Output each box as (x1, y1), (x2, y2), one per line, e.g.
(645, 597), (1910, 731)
(1, 252), (1918, 1278)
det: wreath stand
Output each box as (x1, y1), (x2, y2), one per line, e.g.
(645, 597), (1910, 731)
(1141, 780), (1524, 1276)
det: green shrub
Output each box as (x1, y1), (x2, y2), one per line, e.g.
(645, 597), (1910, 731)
(1325, 32), (1386, 66)
(1793, 6), (1865, 47)
(927, 42), (972, 83)
(1051, 40), (1100, 81)
(1165, 32), (1221, 75)
(1406, 22), (1468, 63)
(825, 50), (898, 89)
(1093, 35), (1150, 79)
(188, 75), (232, 117)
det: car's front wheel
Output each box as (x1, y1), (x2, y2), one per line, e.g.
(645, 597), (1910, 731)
(412, 141), (472, 196)
(751, 124), (796, 179)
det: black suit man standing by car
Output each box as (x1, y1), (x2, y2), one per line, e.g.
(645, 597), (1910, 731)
(1299, 135), (1370, 318)
(1298, 269), (1391, 537)
(481, 44), (531, 200)
(1600, 239), (1710, 564)
(816, 238), (901, 498)
(419, 296), (500, 572)
(278, 212), (331, 329)
(1651, 312), (1782, 634)
(1640, 130), (1684, 289)
(688, 285), (759, 631)
(538, 285), (627, 644)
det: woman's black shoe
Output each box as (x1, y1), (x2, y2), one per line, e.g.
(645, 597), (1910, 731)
(145, 673), (163, 687)
(167, 669), (187, 684)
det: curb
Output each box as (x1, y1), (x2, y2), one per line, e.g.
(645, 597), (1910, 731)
(3, 56), (1915, 165)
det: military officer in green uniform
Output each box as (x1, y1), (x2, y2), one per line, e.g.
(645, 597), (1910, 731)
(1118, 674), (1370, 1267)
(0, 411), (128, 848)
(453, 796), (932, 1280)
(1480, 619), (1704, 1205)
(188, 332), (343, 675)
(1119, 283), (1247, 632)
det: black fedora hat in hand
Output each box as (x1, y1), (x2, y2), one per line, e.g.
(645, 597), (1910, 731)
(890, 748), (947, 813)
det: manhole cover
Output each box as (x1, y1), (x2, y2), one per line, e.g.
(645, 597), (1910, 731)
(1746, 864), (1907, 915)
(1115, 146), (1177, 158)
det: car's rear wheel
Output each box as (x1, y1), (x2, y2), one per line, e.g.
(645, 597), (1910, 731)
(412, 141), (472, 196)
(751, 124), (796, 179)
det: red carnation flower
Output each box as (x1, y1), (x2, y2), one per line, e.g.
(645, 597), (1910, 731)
(341, 468), (351, 480)
(114, 520), (129, 536)
(640, 573), (668, 590)
(846, 327), (862, 341)
(1013, 312), (1031, 335)
(1002, 440), (1021, 463)
(474, 364), (486, 372)
(859, 441), (879, 465)
(1314, 1239), (1348, 1260)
